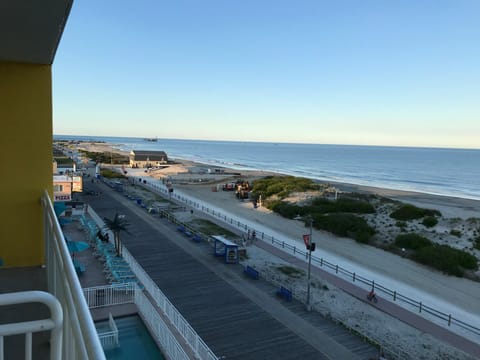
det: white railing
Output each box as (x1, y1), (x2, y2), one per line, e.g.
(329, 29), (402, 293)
(83, 283), (191, 360)
(41, 191), (105, 360)
(83, 283), (136, 309)
(0, 291), (63, 360)
(97, 313), (119, 349)
(121, 247), (218, 360)
(108, 313), (118, 343)
(135, 290), (190, 360)
(87, 206), (218, 360)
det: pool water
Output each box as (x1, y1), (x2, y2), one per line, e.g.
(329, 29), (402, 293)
(95, 315), (165, 360)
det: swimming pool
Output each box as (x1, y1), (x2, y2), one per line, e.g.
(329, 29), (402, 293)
(95, 315), (165, 360)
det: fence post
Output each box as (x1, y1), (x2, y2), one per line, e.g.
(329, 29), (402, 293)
(293, 247), (296, 254)
(393, 291), (396, 301)
(448, 314), (451, 326)
(419, 302), (422, 313)
(353, 273), (355, 282)
(320, 258), (323, 267)
(335, 265), (338, 273)
(282, 241), (284, 248)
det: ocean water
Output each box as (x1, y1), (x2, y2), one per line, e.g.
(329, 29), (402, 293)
(54, 135), (480, 200)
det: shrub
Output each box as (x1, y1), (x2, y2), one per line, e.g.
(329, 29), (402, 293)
(251, 176), (320, 200)
(390, 204), (441, 221)
(450, 229), (462, 237)
(355, 231), (373, 244)
(467, 217), (480, 225)
(422, 216), (438, 228)
(413, 245), (478, 277)
(396, 221), (407, 228)
(78, 149), (129, 164)
(277, 266), (304, 278)
(395, 234), (432, 250)
(54, 157), (74, 165)
(313, 213), (375, 243)
(190, 219), (236, 237)
(100, 169), (126, 179)
(269, 201), (303, 219)
(457, 251), (478, 270)
(475, 237), (480, 250)
(311, 198), (375, 214)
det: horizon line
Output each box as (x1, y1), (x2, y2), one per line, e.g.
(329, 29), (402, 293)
(53, 133), (480, 151)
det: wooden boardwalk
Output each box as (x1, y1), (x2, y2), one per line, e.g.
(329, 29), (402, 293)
(82, 180), (379, 360)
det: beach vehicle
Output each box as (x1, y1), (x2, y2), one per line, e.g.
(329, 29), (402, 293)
(222, 183), (236, 191)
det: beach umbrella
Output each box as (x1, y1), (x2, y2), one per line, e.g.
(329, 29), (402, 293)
(54, 202), (67, 217)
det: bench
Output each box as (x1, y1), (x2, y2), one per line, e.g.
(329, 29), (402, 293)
(244, 265), (259, 280)
(276, 286), (292, 301)
(192, 234), (202, 243)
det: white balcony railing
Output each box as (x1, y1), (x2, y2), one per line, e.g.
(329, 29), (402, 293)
(41, 190), (105, 360)
(0, 290), (63, 360)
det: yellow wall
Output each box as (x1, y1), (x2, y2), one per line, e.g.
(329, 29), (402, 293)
(0, 62), (53, 267)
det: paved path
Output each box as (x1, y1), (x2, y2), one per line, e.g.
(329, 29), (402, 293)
(80, 179), (379, 360)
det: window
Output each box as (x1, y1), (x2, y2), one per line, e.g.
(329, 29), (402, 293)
(54, 184), (64, 192)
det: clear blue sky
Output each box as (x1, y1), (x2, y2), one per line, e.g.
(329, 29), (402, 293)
(53, 0), (480, 149)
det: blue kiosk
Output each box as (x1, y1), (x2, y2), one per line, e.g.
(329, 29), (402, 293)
(212, 235), (238, 264)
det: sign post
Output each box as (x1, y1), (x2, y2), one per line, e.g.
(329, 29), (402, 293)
(305, 216), (314, 311)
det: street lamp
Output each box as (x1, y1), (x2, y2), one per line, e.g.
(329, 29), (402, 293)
(296, 214), (316, 311)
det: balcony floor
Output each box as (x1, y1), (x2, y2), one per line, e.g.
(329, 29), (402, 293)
(0, 266), (50, 360)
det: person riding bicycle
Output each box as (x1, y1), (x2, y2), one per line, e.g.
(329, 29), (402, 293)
(367, 289), (377, 301)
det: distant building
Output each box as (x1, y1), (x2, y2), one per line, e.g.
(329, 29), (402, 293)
(53, 175), (73, 202)
(130, 150), (168, 168)
(56, 162), (76, 174)
(53, 175), (83, 202)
